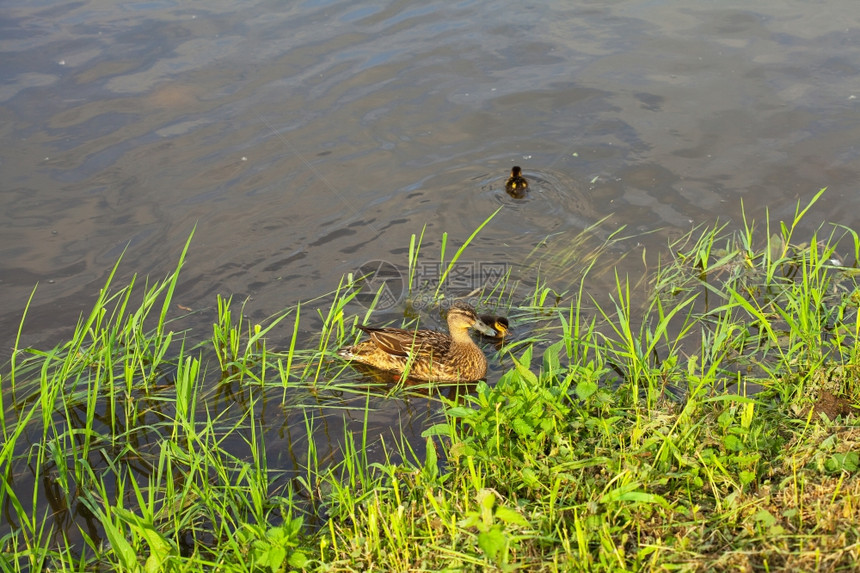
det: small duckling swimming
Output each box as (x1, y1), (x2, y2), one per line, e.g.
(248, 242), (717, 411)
(505, 166), (529, 198)
(479, 315), (510, 342)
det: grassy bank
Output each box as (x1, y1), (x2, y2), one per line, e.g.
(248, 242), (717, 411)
(2, 190), (859, 571)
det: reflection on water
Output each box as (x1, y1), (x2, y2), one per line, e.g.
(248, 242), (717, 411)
(3, 1), (860, 357)
(2, 0), (860, 547)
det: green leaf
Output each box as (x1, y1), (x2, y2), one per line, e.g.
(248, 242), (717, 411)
(616, 491), (669, 506)
(421, 423), (452, 438)
(254, 546), (286, 570)
(521, 467), (540, 488)
(542, 341), (564, 375)
(724, 434), (744, 452)
(445, 407), (475, 419)
(843, 451), (859, 471)
(448, 441), (475, 460)
(826, 451), (860, 473)
(90, 508), (140, 572)
(717, 409), (734, 429)
(754, 509), (777, 528)
(598, 481), (641, 503)
(511, 417), (534, 437)
(479, 490), (496, 512)
(477, 527), (506, 561)
(114, 507), (173, 558)
(495, 506), (529, 528)
(458, 513), (481, 529)
(599, 483), (671, 509)
(422, 437), (439, 482)
(517, 345), (534, 370)
(511, 352), (538, 386)
(575, 379), (598, 400)
(288, 551), (309, 568)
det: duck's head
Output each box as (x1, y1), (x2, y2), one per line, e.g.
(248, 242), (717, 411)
(447, 302), (496, 336)
(510, 166), (523, 178)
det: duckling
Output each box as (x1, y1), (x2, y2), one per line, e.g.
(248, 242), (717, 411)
(505, 165), (529, 197)
(479, 315), (510, 341)
(338, 302), (496, 382)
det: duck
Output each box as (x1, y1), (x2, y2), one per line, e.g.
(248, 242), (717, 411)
(338, 301), (496, 382)
(505, 165), (529, 197)
(479, 315), (510, 341)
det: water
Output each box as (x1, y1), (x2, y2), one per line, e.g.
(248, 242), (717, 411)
(3, 0), (860, 355)
(2, 0), (860, 546)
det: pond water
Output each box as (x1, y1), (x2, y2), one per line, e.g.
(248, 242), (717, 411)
(3, 0), (860, 357)
(2, 0), (860, 543)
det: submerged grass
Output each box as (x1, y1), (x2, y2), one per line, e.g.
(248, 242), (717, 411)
(2, 192), (859, 571)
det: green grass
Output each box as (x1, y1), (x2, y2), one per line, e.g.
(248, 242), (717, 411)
(2, 191), (859, 571)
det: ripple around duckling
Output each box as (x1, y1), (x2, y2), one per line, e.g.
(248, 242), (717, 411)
(480, 168), (603, 237)
(398, 164), (601, 239)
(466, 166), (621, 290)
(381, 165), (617, 295)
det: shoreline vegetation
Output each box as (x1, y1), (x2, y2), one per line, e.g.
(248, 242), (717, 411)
(2, 189), (859, 571)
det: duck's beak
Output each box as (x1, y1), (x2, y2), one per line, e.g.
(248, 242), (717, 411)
(472, 317), (498, 336)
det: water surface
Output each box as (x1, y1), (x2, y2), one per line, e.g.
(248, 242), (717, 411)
(3, 1), (859, 358)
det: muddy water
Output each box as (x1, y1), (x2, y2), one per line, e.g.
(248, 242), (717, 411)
(2, 0), (860, 538)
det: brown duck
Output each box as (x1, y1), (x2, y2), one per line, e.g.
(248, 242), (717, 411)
(338, 302), (496, 382)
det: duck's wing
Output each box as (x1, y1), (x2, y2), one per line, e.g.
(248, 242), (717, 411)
(357, 326), (450, 357)
(356, 326), (410, 356)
